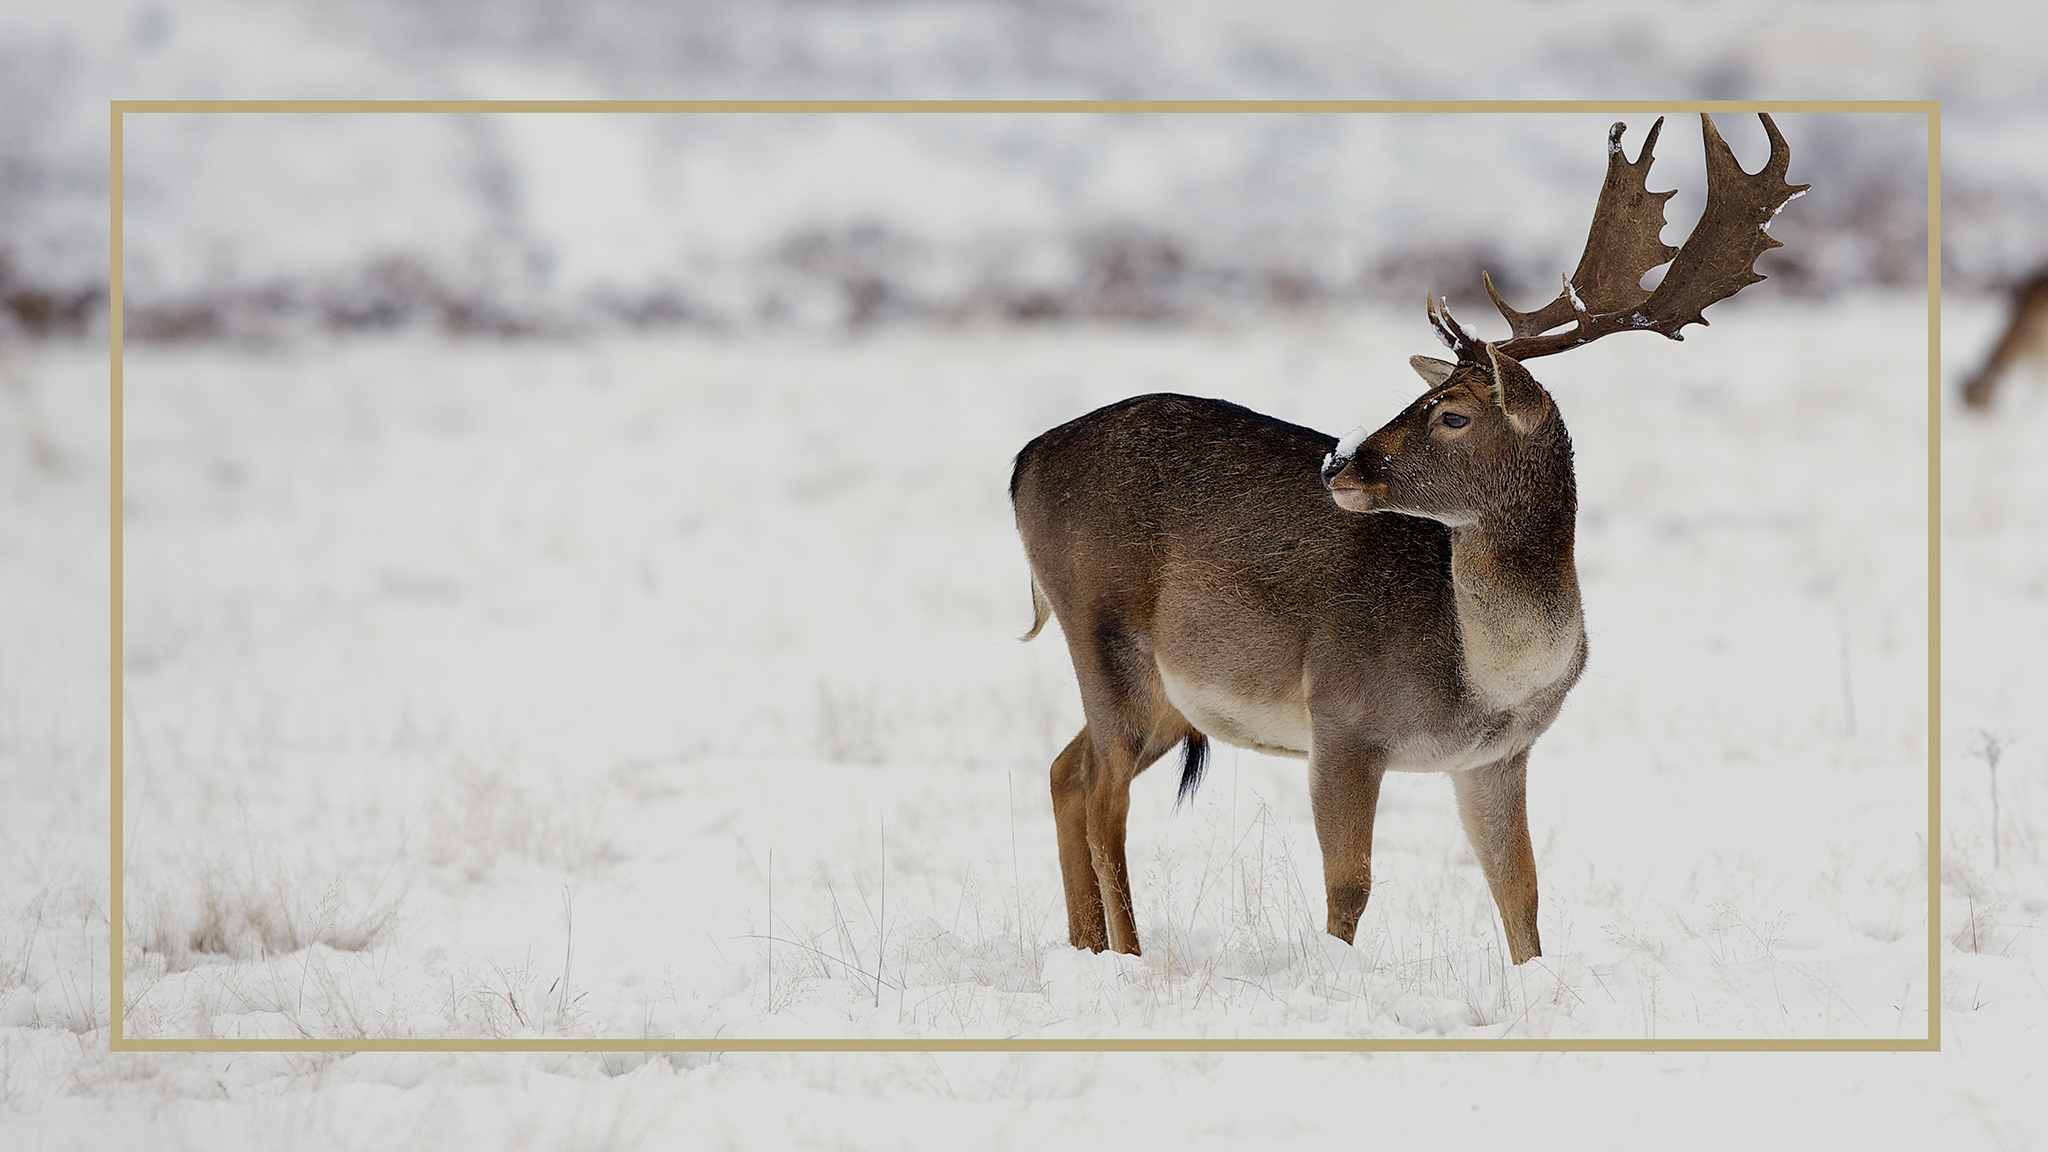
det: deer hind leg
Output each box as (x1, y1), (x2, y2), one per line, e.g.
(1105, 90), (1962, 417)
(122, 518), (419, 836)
(1050, 729), (1108, 951)
(1081, 717), (1194, 956)
(1049, 618), (1192, 955)
(1308, 744), (1387, 945)
(1048, 729), (1140, 954)
(1082, 754), (1141, 954)
(1452, 751), (1542, 964)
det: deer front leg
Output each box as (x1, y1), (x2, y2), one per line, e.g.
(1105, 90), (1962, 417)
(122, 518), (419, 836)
(1453, 751), (1542, 964)
(1308, 745), (1387, 945)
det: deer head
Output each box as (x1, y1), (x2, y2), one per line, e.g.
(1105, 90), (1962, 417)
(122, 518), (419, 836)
(1321, 347), (1566, 531)
(1322, 113), (1807, 525)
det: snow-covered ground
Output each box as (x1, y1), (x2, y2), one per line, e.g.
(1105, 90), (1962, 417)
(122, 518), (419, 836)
(6, 285), (2040, 1145)
(108, 294), (1934, 1045)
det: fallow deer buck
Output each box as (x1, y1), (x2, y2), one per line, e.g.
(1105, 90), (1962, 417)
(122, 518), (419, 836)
(1011, 113), (1806, 961)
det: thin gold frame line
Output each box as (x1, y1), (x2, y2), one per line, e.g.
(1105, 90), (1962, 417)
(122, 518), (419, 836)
(1925, 106), (1943, 1052)
(113, 1038), (1937, 1054)
(110, 98), (1934, 115)
(109, 100), (1940, 1054)
(109, 102), (126, 1047)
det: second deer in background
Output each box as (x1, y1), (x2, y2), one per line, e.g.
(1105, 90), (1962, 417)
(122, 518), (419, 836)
(1961, 270), (2048, 410)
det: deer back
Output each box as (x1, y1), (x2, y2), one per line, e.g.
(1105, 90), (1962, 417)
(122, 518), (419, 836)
(1012, 386), (1580, 765)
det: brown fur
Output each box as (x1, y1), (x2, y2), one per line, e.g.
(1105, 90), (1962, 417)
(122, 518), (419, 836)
(1962, 271), (2048, 410)
(1011, 352), (1584, 962)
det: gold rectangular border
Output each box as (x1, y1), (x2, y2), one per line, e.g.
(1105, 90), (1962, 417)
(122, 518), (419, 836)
(108, 98), (1941, 1054)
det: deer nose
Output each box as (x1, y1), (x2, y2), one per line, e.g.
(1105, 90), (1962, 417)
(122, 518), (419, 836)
(1323, 451), (1371, 492)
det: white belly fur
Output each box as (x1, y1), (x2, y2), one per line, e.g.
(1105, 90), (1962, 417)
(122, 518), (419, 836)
(1384, 733), (1505, 775)
(1156, 664), (1311, 759)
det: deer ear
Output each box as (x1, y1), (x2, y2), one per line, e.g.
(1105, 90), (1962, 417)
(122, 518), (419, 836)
(1484, 344), (1551, 434)
(1409, 355), (1456, 388)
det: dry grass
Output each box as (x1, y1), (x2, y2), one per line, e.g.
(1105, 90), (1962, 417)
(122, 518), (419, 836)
(130, 859), (400, 973)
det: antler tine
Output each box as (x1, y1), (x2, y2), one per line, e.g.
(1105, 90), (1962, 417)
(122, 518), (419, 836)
(1483, 270), (1575, 341)
(1569, 117), (1678, 314)
(1632, 112), (1809, 338)
(1470, 113), (1804, 362)
(1481, 118), (1677, 343)
(1427, 292), (1480, 361)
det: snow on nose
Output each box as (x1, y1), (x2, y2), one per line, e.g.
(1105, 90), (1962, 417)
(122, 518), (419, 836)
(1323, 424), (1371, 476)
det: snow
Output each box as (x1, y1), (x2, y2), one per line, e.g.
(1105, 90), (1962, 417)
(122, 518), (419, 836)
(1766, 188), (1811, 233)
(5, 288), (2041, 1145)
(1335, 424), (1371, 458)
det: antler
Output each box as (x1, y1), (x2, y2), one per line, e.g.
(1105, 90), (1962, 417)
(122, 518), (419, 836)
(1432, 113), (1807, 362)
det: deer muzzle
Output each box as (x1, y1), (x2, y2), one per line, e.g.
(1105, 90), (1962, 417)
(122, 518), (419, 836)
(1320, 452), (1386, 512)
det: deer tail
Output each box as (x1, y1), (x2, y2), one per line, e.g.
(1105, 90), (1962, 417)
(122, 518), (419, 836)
(1020, 577), (1052, 642)
(1174, 733), (1212, 808)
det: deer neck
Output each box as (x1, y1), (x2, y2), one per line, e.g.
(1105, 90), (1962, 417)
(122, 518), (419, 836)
(1444, 481), (1582, 713)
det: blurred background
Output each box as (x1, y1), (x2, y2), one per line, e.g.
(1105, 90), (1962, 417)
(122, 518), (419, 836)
(1, 0), (2033, 344)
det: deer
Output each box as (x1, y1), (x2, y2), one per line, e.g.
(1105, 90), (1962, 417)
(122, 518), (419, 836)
(1961, 268), (2048, 409)
(1010, 113), (1806, 962)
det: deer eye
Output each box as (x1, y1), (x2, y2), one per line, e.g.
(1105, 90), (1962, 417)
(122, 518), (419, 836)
(1440, 412), (1470, 429)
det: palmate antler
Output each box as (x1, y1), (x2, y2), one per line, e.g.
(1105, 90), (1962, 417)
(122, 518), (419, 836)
(1428, 113), (1808, 362)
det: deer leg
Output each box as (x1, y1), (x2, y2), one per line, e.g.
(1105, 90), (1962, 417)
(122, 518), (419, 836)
(1045, 609), (1196, 955)
(1963, 332), (2027, 410)
(1453, 751), (1542, 964)
(1083, 761), (1141, 955)
(1308, 747), (1386, 945)
(1963, 276), (2048, 409)
(1050, 728), (1109, 951)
